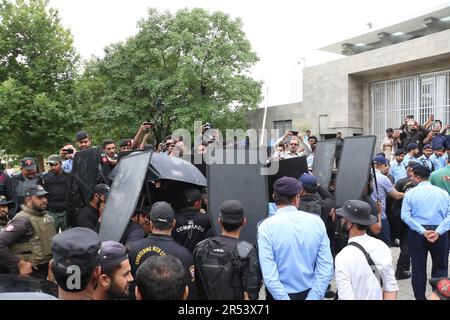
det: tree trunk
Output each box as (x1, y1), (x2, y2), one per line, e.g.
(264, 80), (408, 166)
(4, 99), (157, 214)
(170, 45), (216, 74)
(36, 154), (45, 174)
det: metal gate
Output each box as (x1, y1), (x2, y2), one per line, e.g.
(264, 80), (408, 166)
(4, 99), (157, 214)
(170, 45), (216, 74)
(371, 70), (450, 145)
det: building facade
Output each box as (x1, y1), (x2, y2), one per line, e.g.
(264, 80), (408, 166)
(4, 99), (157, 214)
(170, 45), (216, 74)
(247, 6), (450, 145)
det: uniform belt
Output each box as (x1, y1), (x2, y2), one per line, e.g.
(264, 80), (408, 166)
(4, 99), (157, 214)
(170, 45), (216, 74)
(422, 225), (438, 230)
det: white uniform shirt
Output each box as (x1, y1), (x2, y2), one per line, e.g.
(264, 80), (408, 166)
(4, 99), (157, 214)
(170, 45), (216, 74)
(335, 234), (398, 300)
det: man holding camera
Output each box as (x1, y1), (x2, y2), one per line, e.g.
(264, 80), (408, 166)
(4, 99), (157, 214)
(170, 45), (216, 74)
(400, 115), (432, 155)
(273, 130), (312, 159)
(38, 155), (69, 232)
(59, 143), (76, 174)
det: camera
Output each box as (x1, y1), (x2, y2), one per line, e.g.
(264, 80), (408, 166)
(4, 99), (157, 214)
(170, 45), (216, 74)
(62, 148), (74, 154)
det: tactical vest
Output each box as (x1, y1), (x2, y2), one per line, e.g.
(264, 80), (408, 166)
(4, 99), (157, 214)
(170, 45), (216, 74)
(10, 207), (56, 266)
(194, 239), (253, 300)
(42, 173), (68, 212)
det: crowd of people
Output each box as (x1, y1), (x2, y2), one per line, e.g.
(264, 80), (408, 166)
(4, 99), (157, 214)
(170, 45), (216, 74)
(0, 115), (449, 301)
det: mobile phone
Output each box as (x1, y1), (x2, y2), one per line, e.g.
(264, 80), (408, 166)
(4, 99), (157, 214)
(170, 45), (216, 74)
(290, 130), (298, 136)
(406, 115), (414, 119)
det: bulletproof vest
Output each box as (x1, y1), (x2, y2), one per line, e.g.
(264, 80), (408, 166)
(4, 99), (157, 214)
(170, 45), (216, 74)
(0, 171), (7, 196)
(194, 239), (253, 300)
(14, 176), (38, 208)
(299, 194), (322, 217)
(10, 207), (56, 266)
(173, 211), (210, 253)
(41, 173), (68, 212)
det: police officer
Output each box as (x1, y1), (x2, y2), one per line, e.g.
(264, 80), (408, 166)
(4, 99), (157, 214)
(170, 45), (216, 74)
(10, 157), (39, 216)
(73, 183), (110, 233)
(401, 164), (450, 300)
(194, 200), (262, 300)
(128, 201), (196, 299)
(0, 164), (16, 216)
(75, 131), (93, 151)
(0, 195), (13, 231)
(172, 188), (211, 253)
(119, 139), (133, 153)
(0, 185), (55, 279)
(38, 155), (70, 232)
(120, 208), (150, 247)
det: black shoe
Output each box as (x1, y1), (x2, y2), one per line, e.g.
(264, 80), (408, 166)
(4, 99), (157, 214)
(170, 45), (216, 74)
(324, 289), (336, 299)
(395, 269), (411, 280)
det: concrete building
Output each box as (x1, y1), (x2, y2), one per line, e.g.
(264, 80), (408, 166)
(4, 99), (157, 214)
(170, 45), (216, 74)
(247, 5), (450, 146)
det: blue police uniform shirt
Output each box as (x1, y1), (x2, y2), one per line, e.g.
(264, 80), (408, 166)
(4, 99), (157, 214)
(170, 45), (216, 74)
(430, 153), (448, 171)
(257, 205), (333, 300)
(402, 154), (416, 168)
(389, 160), (407, 183)
(401, 181), (450, 236)
(417, 155), (434, 171)
(268, 202), (277, 217)
(371, 170), (394, 219)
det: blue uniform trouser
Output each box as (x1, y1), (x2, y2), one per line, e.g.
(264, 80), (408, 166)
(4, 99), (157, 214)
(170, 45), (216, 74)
(379, 218), (391, 247)
(408, 229), (449, 300)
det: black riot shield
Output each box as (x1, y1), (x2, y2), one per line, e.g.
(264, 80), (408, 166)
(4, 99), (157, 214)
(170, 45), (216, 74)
(267, 156), (308, 202)
(207, 148), (268, 245)
(334, 136), (376, 208)
(99, 150), (152, 242)
(312, 139), (336, 190)
(66, 147), (102, 227)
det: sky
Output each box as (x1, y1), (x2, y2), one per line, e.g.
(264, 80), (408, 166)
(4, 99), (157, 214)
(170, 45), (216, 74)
(50, 0), (450, 106)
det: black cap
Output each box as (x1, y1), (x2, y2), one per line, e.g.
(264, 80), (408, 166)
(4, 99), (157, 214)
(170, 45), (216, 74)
(25, 185), (49, 197)
(336, 200), (377, 226)
(119, 139), (132, 147)
(75, 131), (89, 141)
(385, 128), (393, 133)
(373, 155), (388, 165)
(52, 228), (101, 271)
(406, 143), (419, 152)
(0, 195), (13, 206)
(412, 164), (431, 178)
(220, 200), (244, 224)
(429, 277), (450, 300)
(99, 241), (128, 271)
(149, 201), (174, 223)
(182, 189), (202, 202)
(273, 176), (303, 196)
(394, 149), (405, 156)
(20, 157), (36, 170)
(93, 183), (110, 195)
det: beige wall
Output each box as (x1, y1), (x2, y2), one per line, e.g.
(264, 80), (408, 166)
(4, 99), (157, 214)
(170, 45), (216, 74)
(247, 29), (450, 138)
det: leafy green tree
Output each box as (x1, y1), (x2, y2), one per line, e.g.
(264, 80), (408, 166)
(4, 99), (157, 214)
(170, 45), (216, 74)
(0, 0), (81, 169)
(81, 8), (262, 144)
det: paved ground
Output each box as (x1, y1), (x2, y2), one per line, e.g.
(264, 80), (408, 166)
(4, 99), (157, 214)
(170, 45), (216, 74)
(260, 246), (439, 300)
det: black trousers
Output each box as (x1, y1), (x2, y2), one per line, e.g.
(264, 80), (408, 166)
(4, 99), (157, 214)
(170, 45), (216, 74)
(397, 222), (410, 271)
(408, 229), (449, 300)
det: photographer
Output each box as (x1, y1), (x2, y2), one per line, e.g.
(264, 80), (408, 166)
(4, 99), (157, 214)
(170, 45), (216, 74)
(59, 143), (77, 174)
(399, 115), (432, 155)
(427, 120), (448, 151)
(273, 130), (312, 159)
(132, 122), (156, 150)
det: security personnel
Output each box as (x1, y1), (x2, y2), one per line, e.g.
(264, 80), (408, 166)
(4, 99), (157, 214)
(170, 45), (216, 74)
(38, 155), (70, 232)
(10, 158), (39, 216)
(0, 195), (13, 231)
(128, 201), (196, 299)
(417, 144), (434, 171)
(194, 200), (262, 300)
(0, 185), (55, 279)
(0, 165), (16, 216)
(172, 188), (211, 253)
(401, 164), (450, 300)
(119, 139), (133, 153)
(120, 208), (150, 247)
(73, 183), (110, 233)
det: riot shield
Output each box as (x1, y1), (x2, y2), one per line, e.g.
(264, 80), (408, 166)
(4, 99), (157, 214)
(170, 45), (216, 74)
(267, 156), (308, 201)
(99, 150), (152, 242)
(207, 148), (268, 245)
(66, 147), (102, 227)
(334, 136), (376, 208)
(312, 139), (336, 190)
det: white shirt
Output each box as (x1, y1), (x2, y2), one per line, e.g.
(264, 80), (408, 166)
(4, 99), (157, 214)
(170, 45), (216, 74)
(335, 234), (398, 300)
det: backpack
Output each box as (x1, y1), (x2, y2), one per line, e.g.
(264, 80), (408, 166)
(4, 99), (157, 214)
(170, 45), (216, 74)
(194, 238), (253, 300)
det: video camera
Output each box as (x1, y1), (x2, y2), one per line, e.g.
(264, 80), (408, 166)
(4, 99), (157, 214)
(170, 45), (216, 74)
(62, 148), (74, 154)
